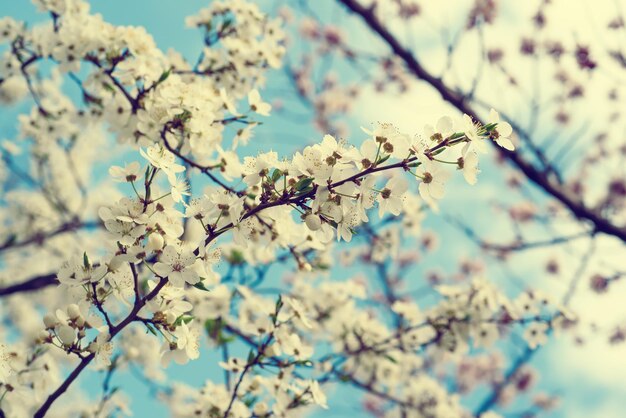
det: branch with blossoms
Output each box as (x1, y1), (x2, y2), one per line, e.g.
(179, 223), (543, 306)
(268, 2), (626, 323)
(272, 0), (626, 305)
(25, 108), (514, 416)
(279, 0), (626, 378)
(0, 1), (609, 418)
(335, 0), (626, 244)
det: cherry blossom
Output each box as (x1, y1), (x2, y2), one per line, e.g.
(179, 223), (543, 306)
(377, 175), (409, 216)
(153, 246), (199, 287)
(108, 162), (142, 183)
(248, 89), (272, 116)
(488, 109), (515, 151)
(161, 321), (200, 366)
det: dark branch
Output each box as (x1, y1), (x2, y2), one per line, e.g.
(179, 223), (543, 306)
(337, 0), (626, 244)
(0, 273), (58, 297)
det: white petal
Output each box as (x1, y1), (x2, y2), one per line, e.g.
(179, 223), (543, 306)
(248, 89), (260, 105)
(498, 121), (513, 137)
(429, 182), (446, 199)
(182, 270), (199, 285)
(489, 108), (499, 122)
(496, 136), (515, 151)
(161, 246), (178, 264)
(153, 262), (173, 277)
(169, 271), (184, 287)
(436, 116), (453, 133)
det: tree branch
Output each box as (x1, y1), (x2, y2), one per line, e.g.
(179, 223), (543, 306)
(337, 0), (626, 243)
(0, 220), (101, 254)
(0, 273), (58, 297)
(33, 278), (169, 418)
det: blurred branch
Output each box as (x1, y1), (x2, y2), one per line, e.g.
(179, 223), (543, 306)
(474, 346), (535, 416)
(449, 216), (594, 253)
(337, 0), (626, 244)
(0, 272), (58, 297)
(563, 240), (596, 307)
(0, 219), (101, 255)
(475, 232), (596, 415)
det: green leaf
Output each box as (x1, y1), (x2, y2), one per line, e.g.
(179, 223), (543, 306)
(294, 177), (314, 191)
(294, 186), (314, 196)
(228, 249), (246, 265)
(193, 281), (211, 292)
(158, 69), (171, 83)
(145, 323), (158, 336)
(449, 132), (465, 140)
(384, 354), (397, 364)
(243, 396), (258, 407)
(174, 109), (192, 123)
(270, 169), (282, 183)
(221, 18), (234, 32)
(483, 122), (498, 132)
(102, 82), (115, 93)
(174, 315), (194, 326)
(376, 154), (391, 165)
(275, 294), (283, 313)
(204, 318), (234, 345)
(314, 262), (330, 271)
(144, 165), (151, 180)
(247, 349), (256, 364)
(83, 252), (90, 269)
(218, 335), (235, 345)
(204, 319), (217, 335)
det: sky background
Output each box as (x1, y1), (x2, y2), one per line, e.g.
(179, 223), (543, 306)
(1, 0), (626, 417)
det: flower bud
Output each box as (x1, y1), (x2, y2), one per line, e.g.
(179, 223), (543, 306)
(43, 314), (58, 329)
(37, 330), (50, 343)
(75, 316), (85, 328)
(67, 304), (81, 320)
(304, 214), (322, 231)
(57, 325), (76, 346)
(147, 233), (164, 251)
(298, 261), (312, 272)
